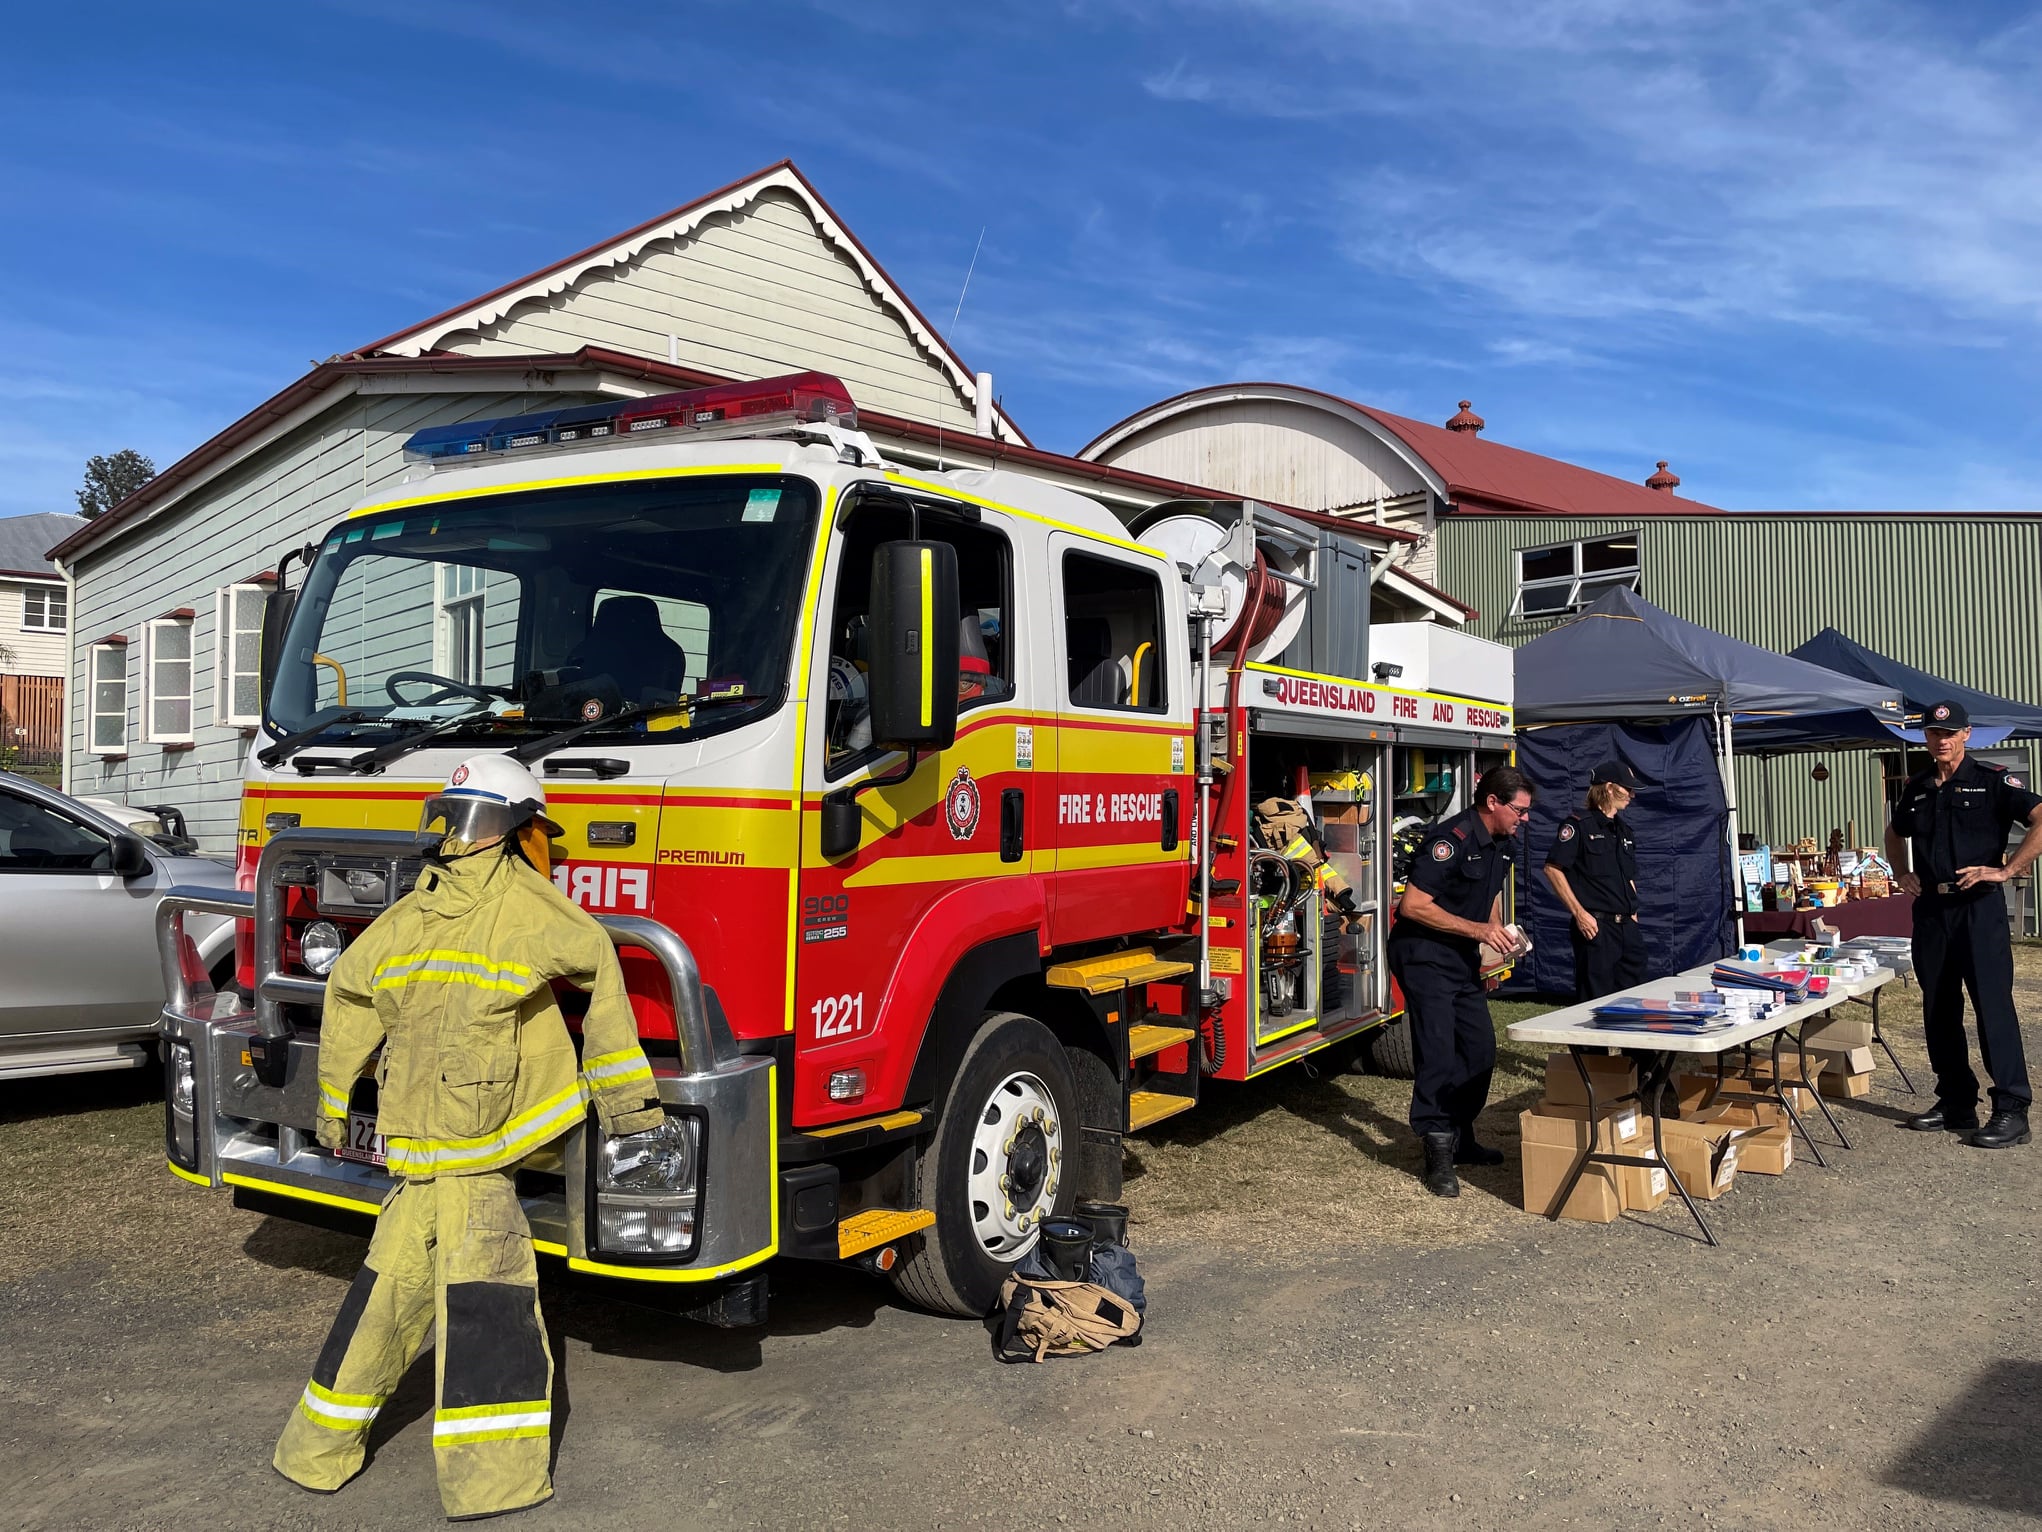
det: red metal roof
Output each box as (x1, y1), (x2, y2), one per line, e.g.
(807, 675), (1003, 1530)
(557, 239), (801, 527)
(48, 348), (1415, 565)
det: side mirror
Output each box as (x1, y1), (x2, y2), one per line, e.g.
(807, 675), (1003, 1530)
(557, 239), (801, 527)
(866, 540), (960, 752)
(109, 833), (151, 880)
(258, 584), (298, 713)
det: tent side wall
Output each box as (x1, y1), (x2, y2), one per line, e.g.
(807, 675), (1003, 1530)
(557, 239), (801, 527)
(1439, 512), (2042, 852)
(1510, 720), (1736, 996)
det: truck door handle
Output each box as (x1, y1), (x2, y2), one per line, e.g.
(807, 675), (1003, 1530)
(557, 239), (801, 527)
(1161, 788), (1180, 852)
(1001, 789), (1025, 863)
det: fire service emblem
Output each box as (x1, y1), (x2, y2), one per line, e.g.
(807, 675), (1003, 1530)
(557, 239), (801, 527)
(943, 766), (982, 842)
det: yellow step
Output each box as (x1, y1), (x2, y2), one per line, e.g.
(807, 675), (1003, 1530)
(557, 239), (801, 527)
(1127, 1090), (1196, 1132)
(1046, 948), (1196, 995)
(837, 1207), (936, 1260)
(1128, 1024), (1196, 1061)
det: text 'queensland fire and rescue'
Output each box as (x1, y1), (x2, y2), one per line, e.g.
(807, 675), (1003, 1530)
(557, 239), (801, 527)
(1263, 675), (1509, 731)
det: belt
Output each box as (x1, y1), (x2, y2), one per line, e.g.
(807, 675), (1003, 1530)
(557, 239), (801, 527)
(1589, 911), (1636, 923)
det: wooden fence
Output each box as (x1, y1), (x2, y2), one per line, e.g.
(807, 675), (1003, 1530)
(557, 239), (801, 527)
(1, 674), (63, 768)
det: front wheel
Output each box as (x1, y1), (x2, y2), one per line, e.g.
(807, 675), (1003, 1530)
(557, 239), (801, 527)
(890, 1012), (1078, 1317)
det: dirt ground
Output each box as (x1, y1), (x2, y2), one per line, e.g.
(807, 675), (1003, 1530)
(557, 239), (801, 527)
(4, 955), (2040, 1531)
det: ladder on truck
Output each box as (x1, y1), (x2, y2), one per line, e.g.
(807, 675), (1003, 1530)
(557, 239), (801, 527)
(1046, 949), (1200, 1133)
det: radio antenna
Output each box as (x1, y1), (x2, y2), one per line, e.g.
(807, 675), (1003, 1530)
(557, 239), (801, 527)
(935, 226), (986, 473)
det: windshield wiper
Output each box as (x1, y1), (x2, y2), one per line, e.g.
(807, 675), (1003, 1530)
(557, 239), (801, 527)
(342, 708), (500, 775)
(257, 710), (369, 768)
(507, 702), (681, 763)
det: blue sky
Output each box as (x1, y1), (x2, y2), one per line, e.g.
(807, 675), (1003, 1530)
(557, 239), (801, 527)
(7, 0), (2042, 523)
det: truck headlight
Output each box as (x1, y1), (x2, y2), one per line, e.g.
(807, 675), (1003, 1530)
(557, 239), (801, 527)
(300, 920), (345, 976)
(593, 1114), (700, 1258)
(165, 1040), (198, 1166)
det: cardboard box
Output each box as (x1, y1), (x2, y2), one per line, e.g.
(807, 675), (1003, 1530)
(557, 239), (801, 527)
(1518, 1118), (1622, 1223)
(1802, 1014), (1876, 1050)
(1532, 1098), (1644, 1146)
(1736, 1123), (1795, 1175)
(1544, 1051), (1638, 1108)
(1808, 1044), (1875, 1076)
(1675, 1073), (1721, 1114)
(1525, 1104), (1667, 1210)
(1618, 1149), (1671, 1212)
(1655, 1117), (1741, 1200)
(1698, 1100), (1788, 1133)
(1820, 1068), (1875, 1099)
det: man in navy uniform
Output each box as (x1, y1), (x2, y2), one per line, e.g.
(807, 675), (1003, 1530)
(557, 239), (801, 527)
(1388, 765), (1533, 1197)
(1886, 699), (2042, 1149)
(1543, 760), (1646, 1002)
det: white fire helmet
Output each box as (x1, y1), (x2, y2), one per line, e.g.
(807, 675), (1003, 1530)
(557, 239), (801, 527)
(420, 754), (564, 846)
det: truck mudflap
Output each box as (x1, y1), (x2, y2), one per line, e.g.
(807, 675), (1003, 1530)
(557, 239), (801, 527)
(156, 877), (776, 1285)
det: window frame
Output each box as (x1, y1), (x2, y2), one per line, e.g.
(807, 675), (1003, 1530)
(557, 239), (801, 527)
(144, 616), (195, 745)
(88, 641), (129, 756)
(1510, 533), (1641, 618)
(436, 561), (488, 687)
(20, 583), (66, 632)
(1058, 546), (1169, 716)
(215, 582), (268, 727)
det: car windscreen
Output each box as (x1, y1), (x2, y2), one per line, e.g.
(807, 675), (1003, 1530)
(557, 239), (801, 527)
(266, 473), (820, 746)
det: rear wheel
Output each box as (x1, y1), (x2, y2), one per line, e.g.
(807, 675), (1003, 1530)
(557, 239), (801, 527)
(891, 1012), (1078, 1317)
(1365, 1016), (1416, 1078)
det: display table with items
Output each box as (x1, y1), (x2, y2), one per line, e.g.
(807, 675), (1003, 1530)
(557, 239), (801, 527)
(1741, 893), (1915, 941)
(1506, 946), (1902, 1246)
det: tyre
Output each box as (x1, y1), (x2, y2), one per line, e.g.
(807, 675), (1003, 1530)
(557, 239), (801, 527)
(1365, 1016), (1415, 1078)
(890, 1011), (1079, 1317)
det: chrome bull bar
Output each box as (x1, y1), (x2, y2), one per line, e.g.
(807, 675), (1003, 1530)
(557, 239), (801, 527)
(154, 836), (775, 1281)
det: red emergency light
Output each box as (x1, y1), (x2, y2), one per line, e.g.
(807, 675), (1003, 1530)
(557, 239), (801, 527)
(615, 372), (858, 434)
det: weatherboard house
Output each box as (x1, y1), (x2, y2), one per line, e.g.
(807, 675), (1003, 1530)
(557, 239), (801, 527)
(44, 161), (1456, 854)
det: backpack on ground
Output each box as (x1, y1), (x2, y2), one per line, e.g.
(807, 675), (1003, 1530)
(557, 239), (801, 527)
(994, 1275), (1143, 1363)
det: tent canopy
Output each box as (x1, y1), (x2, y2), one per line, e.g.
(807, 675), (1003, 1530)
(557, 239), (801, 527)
(1781, 627), (2042, 749)
(1513, 587), (1906, 727)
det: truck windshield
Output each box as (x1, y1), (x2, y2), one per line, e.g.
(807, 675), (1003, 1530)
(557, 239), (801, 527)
(266, 474), (820, 748)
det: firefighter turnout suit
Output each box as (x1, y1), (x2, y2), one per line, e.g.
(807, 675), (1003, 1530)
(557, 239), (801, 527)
(273, 844), (664, 1519)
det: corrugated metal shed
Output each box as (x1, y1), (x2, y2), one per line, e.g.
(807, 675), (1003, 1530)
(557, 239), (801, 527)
(1437, 512), (2042, 849)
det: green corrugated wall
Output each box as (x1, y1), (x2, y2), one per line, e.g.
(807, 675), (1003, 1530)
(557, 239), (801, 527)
(1435, 513), (2042, 853)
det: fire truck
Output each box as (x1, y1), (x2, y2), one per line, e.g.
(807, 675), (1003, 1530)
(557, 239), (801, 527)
(156, 371), (1513, 1321)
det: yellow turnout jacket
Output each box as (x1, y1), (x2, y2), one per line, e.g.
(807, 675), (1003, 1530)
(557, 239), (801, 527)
(315, 846), (664, 1177)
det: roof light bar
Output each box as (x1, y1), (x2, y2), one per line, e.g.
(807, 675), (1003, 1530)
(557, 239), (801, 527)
(402, 372), (857, 464)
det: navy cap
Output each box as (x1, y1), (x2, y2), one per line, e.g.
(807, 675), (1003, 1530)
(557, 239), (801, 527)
(1922, 699), (1970, 732)
(1591, 760), (1640, 791)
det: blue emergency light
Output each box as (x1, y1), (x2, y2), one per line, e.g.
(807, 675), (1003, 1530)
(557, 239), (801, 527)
(401, 373), (857, 464)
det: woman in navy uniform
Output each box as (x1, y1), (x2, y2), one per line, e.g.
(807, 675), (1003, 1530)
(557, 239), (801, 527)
(1543, 760), (1646, 1003)
(1387, 765), (1533, 1197)
(1886, 699), (2042, 1149)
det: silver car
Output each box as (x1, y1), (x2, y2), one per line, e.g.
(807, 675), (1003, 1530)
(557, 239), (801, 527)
(0, 772), (237, 1079)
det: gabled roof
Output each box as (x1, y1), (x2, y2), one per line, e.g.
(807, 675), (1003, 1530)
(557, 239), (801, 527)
(357, 160), (1026, 446)
(1081, 381), (1725, 520)
(2, 511), (87, 576)
(48, 347), (1418, 565)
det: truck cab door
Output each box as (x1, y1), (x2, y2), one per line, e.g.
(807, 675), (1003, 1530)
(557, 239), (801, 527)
(1045, 533), (1195, 948)
(793, 490), (1040, 1128)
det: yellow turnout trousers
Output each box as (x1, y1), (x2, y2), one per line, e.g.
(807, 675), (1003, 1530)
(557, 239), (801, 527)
(274, 1171), (552, 1519)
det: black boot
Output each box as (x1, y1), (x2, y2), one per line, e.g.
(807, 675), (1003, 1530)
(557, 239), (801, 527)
(1420, 1132), (1460, 1198)
(1968, 1109), (2031, 1149)
(1454, 1127), (1504, 1167)
(1903, 1104), (1979, 1132)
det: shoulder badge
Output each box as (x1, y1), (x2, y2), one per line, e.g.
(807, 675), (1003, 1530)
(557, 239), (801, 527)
(1558, 822), (1576, 842)
(1431, 840), (1456, 862)
(2010, 776), (2025, 789)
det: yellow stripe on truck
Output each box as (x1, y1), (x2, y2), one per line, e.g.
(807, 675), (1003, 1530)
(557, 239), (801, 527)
(918, 546), (933, 729)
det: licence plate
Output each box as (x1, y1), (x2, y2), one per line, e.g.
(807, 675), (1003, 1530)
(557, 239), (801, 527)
(334, 1110), (387, 1167)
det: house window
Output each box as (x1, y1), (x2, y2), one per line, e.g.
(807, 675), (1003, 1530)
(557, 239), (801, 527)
(90, 643), (128, 754)
(22, 586), (66, 631)
(146, 617), (194, 743)
(216, 584), (267, 726)
(437, 563), (486, 686)
(1512, 534), (1640, 617)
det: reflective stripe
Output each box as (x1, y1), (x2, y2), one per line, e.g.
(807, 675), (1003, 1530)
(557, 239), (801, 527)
(582, 1048), (655, 1092)
(918, 546), (934, 728)
(318, 1081), (350, 1117)
(383, 1082), (588, 1176)
(435, 1402), (550, 1441)
(298, 1382), (384, 1429)
(371, 949), (534, 995)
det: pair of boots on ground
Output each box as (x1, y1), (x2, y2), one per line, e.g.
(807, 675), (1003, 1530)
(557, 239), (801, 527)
(1901, 1100), (2031, 1148)
(1417, 1125), (1496, 1198)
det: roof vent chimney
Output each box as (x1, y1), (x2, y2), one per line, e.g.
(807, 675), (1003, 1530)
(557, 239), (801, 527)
(1445, 400), (1485, 435)
(1645, 460), (1680, 493)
